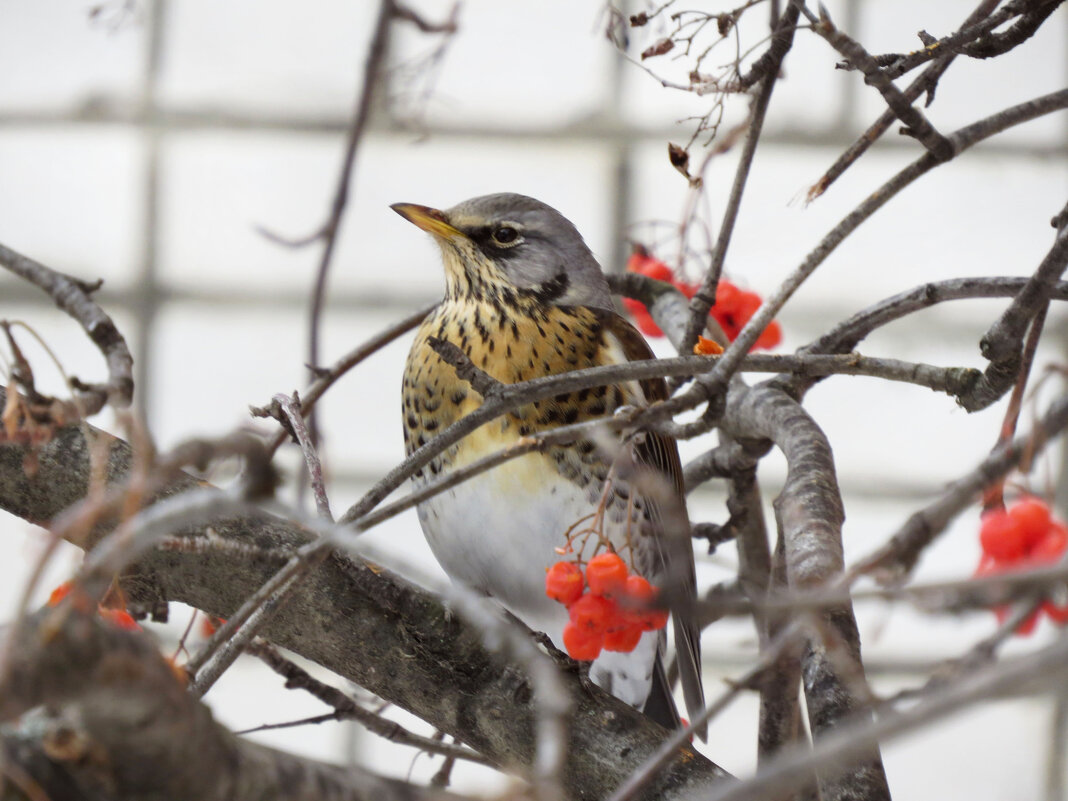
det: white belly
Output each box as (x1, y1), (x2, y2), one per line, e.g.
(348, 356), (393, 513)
(415, 450), (658, 708)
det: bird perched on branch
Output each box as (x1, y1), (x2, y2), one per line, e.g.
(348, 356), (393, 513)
(395, 193), (704, 733)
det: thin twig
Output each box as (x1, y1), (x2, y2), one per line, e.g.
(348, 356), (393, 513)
(247, 640), (493, 766)
(852, 393), (1068, 582)
(305, 0), (394, 441)
(271, 392), (333, 520)
(664, 86), (1068, 441)
(803, 3), (953, 160)
(260, 303), (434, 456)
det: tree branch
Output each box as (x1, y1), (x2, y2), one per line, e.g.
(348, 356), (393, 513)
(0, 241), (133, 414)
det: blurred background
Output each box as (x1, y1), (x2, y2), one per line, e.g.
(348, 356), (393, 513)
(0, 0), (1066, 796)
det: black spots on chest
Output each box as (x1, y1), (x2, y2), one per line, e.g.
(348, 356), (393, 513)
(535, 382), (618, 430)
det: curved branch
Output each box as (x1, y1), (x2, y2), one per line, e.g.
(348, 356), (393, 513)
(0, 241), (133, 413)
(720, 383), (891, 801)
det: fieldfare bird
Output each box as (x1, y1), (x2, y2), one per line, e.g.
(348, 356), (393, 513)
(395, 193), (704, 731)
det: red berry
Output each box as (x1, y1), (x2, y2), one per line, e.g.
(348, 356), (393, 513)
(48, 581), (73, 607)
(714, 280), (740, 312)
(993, 604), (1040, 636)
(586, 553), (629, 597)
(622, 297), (664, 337)
(623, 574), (656, 602)
(604, 624), (643, 652)
(647, 263), (673, 282)
(1043, 601), (1068, 624)
(754, 320), (782, 351)
(640, 608), (669, 631)
(1008, 497), (1053, 550)
(545, 562), (584, 606)
(99, 608), (141, 632)
(1029, 523), (1068, 565)
(674, 280), (698, 299)
(569, 593), (618, 634)
(734, 291), (763, 326)
(979, 509), (1029, 562)
(619, 575), (667, 630)
(563, 621), (603, 660)
(973, 553), (1002, 578)
(626, 249), (673, 282)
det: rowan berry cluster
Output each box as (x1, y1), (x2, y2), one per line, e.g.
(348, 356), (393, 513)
(544, 552), (668, 661)
(974, 496), (1068, 635)
(622, 246), (782, 350)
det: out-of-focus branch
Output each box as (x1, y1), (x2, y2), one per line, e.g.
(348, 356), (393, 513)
(0, 241), (133, 414)
(306, 0), (394, 432)
(705, 628), (1068, 801)
(0, 608), (467, 801)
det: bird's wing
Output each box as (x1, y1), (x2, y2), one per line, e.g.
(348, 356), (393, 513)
(597, 309), (706, 734)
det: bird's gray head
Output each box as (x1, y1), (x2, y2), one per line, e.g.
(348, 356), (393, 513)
(391, 193), (613, 311)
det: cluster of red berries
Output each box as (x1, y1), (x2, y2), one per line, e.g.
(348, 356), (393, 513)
(974, 496), (1068, 635)
(545, 552), (668, 661)
(48, 581), (141, 631)
(622, 246), (782, 350)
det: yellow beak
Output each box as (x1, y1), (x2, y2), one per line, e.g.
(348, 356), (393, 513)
(390, 203), (464, 240)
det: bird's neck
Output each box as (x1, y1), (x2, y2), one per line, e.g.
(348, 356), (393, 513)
(427, 294), (604, 387)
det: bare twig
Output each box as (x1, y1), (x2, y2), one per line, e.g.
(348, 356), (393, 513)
(803, 3), (953, 160)
(706, 630), (1068, 801)
(666, 87), (1068, 440)
(0, 241), (133, 413)
(853, 392), (1068, 582)
(260, 303), (433, 456)
(969, 211), (1068, 409)
(247, 641), (492, 767)
(807, 0), (1002, 198)
(268, 392), (333, 520)
(305, 0), (394, 440)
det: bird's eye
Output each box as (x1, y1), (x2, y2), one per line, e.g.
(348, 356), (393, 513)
(492, 226), (519, 245)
